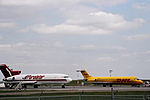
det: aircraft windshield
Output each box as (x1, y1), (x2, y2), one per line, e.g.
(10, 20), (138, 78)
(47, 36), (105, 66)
(134, 78), (139, 80)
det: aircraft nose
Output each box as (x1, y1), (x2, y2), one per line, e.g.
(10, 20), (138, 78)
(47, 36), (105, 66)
(140, 80), (144, 84)
(137, 80), (143, 84)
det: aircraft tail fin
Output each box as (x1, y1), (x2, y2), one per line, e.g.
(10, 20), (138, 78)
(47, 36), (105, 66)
(77, 69), (91, 79)
(0, 64), (21, 78)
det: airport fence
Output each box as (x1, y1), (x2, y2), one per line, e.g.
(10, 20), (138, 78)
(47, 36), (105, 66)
(1, 95), (150, 100)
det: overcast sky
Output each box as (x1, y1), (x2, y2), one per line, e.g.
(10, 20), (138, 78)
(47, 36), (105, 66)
(0, 0), (150, 80)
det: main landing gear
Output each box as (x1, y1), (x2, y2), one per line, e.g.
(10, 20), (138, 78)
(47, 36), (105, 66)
(103, 84), (113, 87)
(62, 84), (65, 88)
(34, 85), (38, 88)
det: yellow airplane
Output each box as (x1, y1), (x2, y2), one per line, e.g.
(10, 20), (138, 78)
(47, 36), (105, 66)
(77, 69), (143, 87)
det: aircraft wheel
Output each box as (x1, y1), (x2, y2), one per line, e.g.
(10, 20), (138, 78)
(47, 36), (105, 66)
(137, 85), (140, 87)
(103, 84), (106, 87)
(22, 85), (27, 88)
(34, 85), (38, 88)
(10, 84), (15, 89)
(62, 85), (65, 88)
(4, 83), (10, 88)
(110, 84), (112, 87)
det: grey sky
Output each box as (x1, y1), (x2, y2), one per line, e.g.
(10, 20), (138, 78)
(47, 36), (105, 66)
(0, 0), (150, 80)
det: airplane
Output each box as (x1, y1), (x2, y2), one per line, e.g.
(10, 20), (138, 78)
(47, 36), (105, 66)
(0, 64), (72, 89)
(77, 69), (143, 87)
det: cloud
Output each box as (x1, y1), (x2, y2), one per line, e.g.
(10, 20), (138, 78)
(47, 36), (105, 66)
(0, 0), (144, 36)
(126, 34), (149, 40)
(0, 44), (11, 48)
(0, 36), (3, 40)
(83, 0), (128, 7)
(71, 44), (127, 53)
(0, 42), (26, 50)
(0, 0), (81, 7)
(88, 12), (144, 31)
(147, 59), (150, 62)
(107, 46), (127, 51)
(80, 44), (97, 50)
(30, 24), (111, 35)
(0, 0), (128, 7)
(13, 42), (26, 47)
(0, 22), (17, 29)
(53, 42), (64, 48)
(0, 0), (42, 6)
(133, 3), (150, 10)
(143, 50), (150, 55)
(121, 50), (150, 59)
(24, 11), (144, 35)
(96, 57), (117, 62)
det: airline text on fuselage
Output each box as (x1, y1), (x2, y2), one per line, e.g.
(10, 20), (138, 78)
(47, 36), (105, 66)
(116, 79), (131, 83)
(23, 75), (45, 80)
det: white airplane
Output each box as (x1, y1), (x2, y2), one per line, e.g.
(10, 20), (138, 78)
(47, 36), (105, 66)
(0, 64), (72, 89)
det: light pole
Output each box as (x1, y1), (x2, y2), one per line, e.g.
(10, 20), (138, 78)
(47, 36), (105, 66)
(109, 70), (113, 77)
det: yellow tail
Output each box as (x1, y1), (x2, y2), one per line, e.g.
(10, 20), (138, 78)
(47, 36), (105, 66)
(77, 69), (91, 79)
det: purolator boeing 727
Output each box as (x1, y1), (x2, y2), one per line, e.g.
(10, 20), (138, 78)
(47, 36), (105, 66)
(77, 69), (143, 87)
(0, 64), (72, 89)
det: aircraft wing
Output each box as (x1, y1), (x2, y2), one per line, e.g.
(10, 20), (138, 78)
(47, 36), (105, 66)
(21, 81), (37, 84)
(3, 80), (37, 85)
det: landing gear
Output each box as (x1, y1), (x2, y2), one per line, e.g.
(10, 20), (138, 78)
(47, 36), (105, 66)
(110, 84), (112, 87)
(22, 85), (27, 88)
(4, 83), (10, 88)
(10, 84), (16, 89)
(62, 84), (65, 88)
(5, 83), (16, 89)
(102, 84), (113, 87)
(103, 84), (106, 87)
(34, 85), (38, 88)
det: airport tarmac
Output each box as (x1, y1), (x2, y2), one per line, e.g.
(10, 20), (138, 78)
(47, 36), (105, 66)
(32, 86), (150, 92)
(1, 86), (150, 96)
(1, 86), (150, 92)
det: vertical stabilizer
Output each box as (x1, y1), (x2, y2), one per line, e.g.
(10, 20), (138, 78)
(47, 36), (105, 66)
(0, 64), (21, 78)
(77, 69), (91, 79)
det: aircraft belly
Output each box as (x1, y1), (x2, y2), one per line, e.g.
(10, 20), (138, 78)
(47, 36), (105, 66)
(36, 79), (67, 84)
(3, 81), (19, 84)
(91, 82), (112, 84)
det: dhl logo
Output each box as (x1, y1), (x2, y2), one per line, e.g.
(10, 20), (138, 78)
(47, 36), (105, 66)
(83, 74), (89, 76)
(23, 75), (45, 80)
(116, 79), (131, 83)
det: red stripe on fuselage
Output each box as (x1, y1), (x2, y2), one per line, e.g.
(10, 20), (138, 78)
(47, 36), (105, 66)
(5, 79), (67, 82)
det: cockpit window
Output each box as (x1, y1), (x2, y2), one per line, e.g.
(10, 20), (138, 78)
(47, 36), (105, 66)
(134, 78), (139, 80)
(64, 76), (69, 78)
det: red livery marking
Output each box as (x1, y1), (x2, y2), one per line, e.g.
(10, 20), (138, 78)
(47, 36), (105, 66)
(117, 79), (130, 83)
(23, 75), (45, 80)
(12, 79), (67, 81)
(83, 74), (89, 75)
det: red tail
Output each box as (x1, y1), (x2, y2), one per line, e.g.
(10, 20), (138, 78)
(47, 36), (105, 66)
(0, 64), (21, 78)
